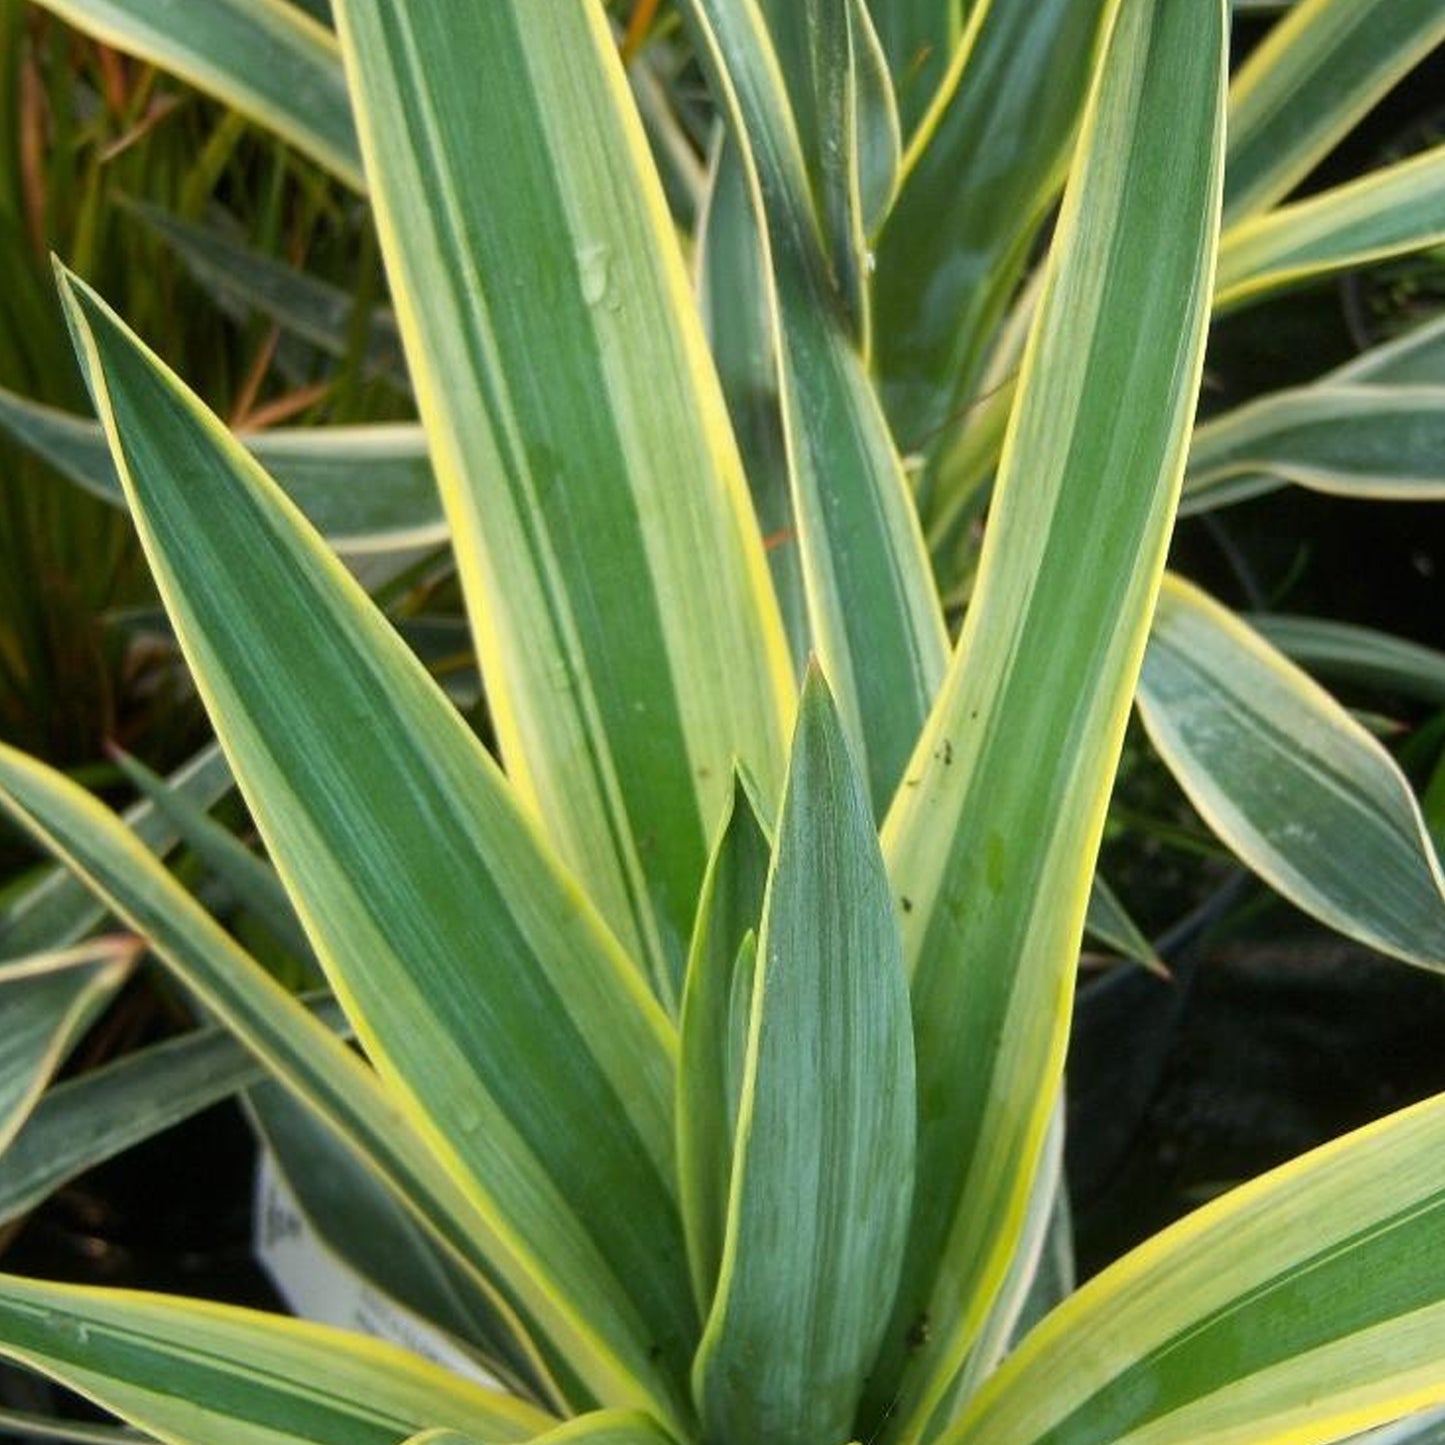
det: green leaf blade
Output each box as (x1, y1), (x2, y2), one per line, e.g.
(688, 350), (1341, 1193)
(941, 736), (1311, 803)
(332, 0), (793, 1005)
(1224, 0), (1445, 224)
(30, 0), (361, 188)
(0, 390), (443, 557)
(0, 747), (562, 1408)
(0, 1275), (551, 1445)
(682, 0), (950, 811)
(948, 1094), (1445, 1445)
(874, 0), (1111, 463)
(694, 670), (916, 1445)
(1138, 575), (1445, 968)
(676, 777), (772, 1317)
(870, 0), (1227, 1435)
(0, 1005), (333, 1230)
(1184, 385), (1445, 509)
(1217, 145), (1445, 310)
(57, 270), (697, 1423)
(0, 942), (134, 1156)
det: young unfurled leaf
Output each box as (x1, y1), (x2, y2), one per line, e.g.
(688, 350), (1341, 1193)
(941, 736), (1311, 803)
(693, 668), (915, 1445)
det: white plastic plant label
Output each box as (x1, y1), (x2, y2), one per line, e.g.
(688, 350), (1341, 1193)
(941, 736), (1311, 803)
(253, 1149), (501, 1388)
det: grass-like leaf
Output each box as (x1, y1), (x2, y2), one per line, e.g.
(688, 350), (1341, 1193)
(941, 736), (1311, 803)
(28, 0), (361, 188)
(681, 0), (950, 810)
(676, 776), (772, 1316)
(0, 391), (442, 557)
(0, 1276), (552, 1445)
(1224, 0), (1445, 223)
(1217, 145), (1445, 310)
(871, 0), (1226, 1435)
(0, 940), (135, 1155)
(947, 1092), (1445, 1444)
(332, 0), (792, 1007)
(1138, 575), (1445, 969)
(56, 267), (698, 1422)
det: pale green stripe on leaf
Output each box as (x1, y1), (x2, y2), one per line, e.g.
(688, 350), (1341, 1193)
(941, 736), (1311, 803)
(676, 776), (772, 1316)
(0, 390), (442, 556)
(59, 269), (696, 1422)
(1216, 145), (1445, 310)
(681, 0), (949, 811)
(1224, 0), (1445, 224)
(333, 0), (792, 1006)
(0, 1275), (550, 1445)
(0, 941), (134, 1155)
(1184, 385), (1445, 509)
(28, 0), (361, 188)
(0, 746), (559, 1407)
(947, 1092), (1445, 1445)
(874, 0), (1110, 463)
(694, 670), (915, 1445)
(1138, 575), (1445, 969)
(870, 1), (1225, 1438)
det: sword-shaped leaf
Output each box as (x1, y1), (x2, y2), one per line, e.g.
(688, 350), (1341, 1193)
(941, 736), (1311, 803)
(868, 1), (1225, 1436)
(693, 670), (915, 1445)
(759, 0), (900, 333)
(121, 201), (408, 390)
(870, 0), (969, 139)
(0, 1001), (341, 1229)
(28, 0), (361, 189)
(1085, 876), (1168, 976)
(0, 749), (560, 1408)
(249, 1083), (545, 1400)
(1138, 575), (1445, 970)
(680, 0), (949, 811)
(110, 747), (314, 967)
(676, 776), (771, 1316)
(0, 742), (230, 960)
(0, 391), (442, 557)
(1184, 385), (1445, 508)
(56, 270), (697, 1423)
(1247, 615), (1445, 706)
(1224, 0), (1445, 224)
(0, 1275), (551, 1445)
(873, 0), (1110, 469)
(0, 941), (135, 1156)
(1217, 145), (1445, 310)
(946, 1092), (1445, 1445)
(1182, 310), (1445, 512)
(696, 141), (810, 671)
(331, 0), (792, 1007)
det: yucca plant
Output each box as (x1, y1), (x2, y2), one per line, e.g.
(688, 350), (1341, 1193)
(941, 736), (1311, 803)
(3, 0), (1445, 1444)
